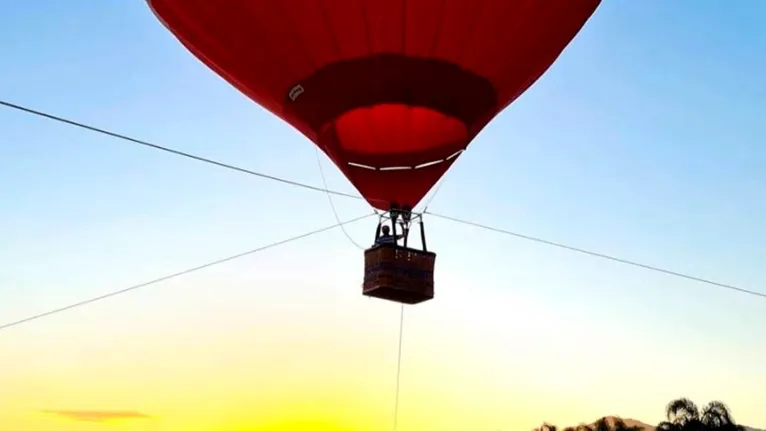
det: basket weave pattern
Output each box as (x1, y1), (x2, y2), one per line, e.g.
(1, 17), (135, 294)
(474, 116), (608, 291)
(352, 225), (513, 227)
(363, 244), (436, 304)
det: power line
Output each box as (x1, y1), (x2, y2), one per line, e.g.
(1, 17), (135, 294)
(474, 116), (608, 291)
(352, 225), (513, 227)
(426, 212), (766, 299)
(0, 99), (364, 202)
(3, 97), (761, 431)
(0, 213), (374, 332)
(2, 99), (761, 300)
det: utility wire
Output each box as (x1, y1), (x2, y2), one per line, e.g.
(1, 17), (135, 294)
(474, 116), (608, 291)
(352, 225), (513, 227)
(2, 99), (762, 300)
(426, 212), (766, 299)
(0, 213), (374, 332)
(3, 98), (762, 429)
(0, 99), (363, 202)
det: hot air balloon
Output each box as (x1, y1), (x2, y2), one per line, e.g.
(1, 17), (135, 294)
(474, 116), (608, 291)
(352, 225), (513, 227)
(147, 0), (601, 305)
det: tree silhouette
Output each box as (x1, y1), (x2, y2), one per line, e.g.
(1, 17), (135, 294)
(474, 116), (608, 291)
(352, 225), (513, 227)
(534, 422), (558, 431)
(656, 398), (745, 431)
(535, 398), (745, 431)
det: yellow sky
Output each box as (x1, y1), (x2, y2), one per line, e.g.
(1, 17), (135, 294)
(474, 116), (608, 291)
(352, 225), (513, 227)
(3, 274), (763, 431)
(2, 238), (764, 431)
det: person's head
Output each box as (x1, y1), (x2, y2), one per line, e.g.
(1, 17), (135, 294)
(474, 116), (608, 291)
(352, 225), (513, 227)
(381, 225), (391, 235)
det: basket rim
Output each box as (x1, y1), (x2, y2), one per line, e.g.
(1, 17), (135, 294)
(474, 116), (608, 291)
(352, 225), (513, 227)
(364, 243), (437, 257)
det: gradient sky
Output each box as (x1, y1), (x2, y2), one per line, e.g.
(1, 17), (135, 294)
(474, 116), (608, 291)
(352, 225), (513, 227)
(1, 1), (765, 431)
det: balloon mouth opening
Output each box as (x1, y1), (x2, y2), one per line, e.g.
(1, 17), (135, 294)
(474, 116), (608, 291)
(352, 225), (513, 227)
(328, 103), (468, 157)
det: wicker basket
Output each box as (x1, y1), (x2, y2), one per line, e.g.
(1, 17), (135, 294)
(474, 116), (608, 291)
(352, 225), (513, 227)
(362, 243), (436, 304)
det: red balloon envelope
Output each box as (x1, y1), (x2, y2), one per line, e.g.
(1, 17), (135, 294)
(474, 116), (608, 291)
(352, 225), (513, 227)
(148, 0), (600, 211)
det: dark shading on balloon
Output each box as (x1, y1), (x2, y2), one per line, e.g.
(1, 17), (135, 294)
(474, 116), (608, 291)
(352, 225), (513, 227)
(148, 0), (601, 210)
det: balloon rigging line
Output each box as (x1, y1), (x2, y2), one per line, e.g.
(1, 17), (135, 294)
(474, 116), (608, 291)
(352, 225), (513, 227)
(313, 146), (404, 430)
(315, 147), (368, 250)
(420, 175), (446, 213)
(1, 99), (763, 300)
(426, 212), (766, 299)
(0, 213), (375, 332)
(314, 147), (405, 431)
(393, 304), (405, 431)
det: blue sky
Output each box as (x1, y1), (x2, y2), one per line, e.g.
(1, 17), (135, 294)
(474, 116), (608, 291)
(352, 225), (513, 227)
(1, 1), (765, 430)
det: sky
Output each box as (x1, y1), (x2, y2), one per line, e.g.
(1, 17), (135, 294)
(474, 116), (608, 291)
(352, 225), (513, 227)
(1, 1), (765, 430)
